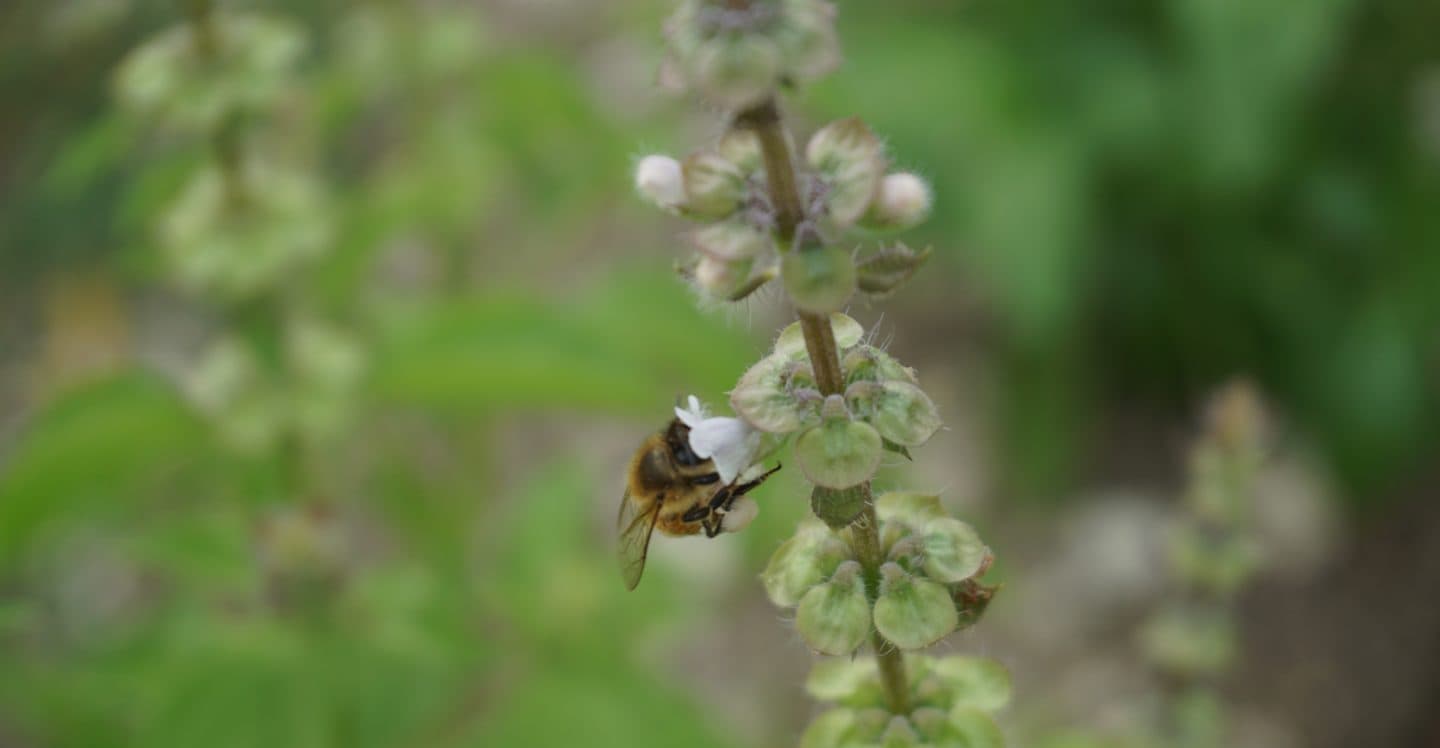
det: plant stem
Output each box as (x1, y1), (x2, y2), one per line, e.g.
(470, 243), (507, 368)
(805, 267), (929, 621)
(736, 96), (911, 715)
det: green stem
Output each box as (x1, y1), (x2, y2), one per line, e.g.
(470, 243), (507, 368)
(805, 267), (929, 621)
(737, 97), (911, 715)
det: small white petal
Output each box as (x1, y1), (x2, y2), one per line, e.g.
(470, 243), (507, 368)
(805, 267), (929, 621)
(721, 498), (759, 533)
(635, 155), (686, 209)
(674, 395), (709, 428)
(872, 172), (932, 228)
(690, 416), (761, 483)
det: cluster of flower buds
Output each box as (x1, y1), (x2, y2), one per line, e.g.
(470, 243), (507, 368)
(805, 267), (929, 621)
(726, 314), (941, 520)
(183, 319), (365, 454)
(636, 129), (780, 302)
(157, 163), (333, 299)
(661, 0), (840, 109)
(115, 12), (335, 300)
(763, 491), (995, 656)
(1140, 382), (1267, 682)
(634, 118), (933, 304)
(800, 654), (1011, 747)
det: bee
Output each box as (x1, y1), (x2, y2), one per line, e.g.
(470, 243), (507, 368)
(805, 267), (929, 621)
(618, 417), (780, 590)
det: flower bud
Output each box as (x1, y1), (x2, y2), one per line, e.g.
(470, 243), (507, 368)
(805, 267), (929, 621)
(873, 563), (958, 649)
(874, 492), (946, 529)
(681, 152), (747, 219)
(796, 561), (872, 655)
(795, 418), (883, 489)
(806, 117), (885, 225)
(732, 352), (814, 433)
(634, 154), (686, 211)
(857, 243), (932, 297)
(931, 656), (1013, 712)
(879, 715), (921, 748)
(782, 245), (856, 313)
(690, 34), (782, 109)
(762, 520), (852, 607)
(863, 172), (932, 230)
(921, 517), (988, 583)
(866, 380), (942, 448)
(774, 312), (865, 359)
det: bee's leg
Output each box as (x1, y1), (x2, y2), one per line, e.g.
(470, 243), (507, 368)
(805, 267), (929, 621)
(706, 485), (734, 510)
(728, 463), (783, 504)
(701, 515), (724, 538)
(681, 503), (712, 523)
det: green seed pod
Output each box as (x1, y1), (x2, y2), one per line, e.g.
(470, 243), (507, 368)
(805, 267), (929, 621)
(945, 707), (1005, 748)
(774, 312), (865, 359)
(931, 656), (1013, 712)
(716, 128), (764, 175)
(761, 520), (852, 607)
(812, 484), (868, 529)
(921, 517), (988, 583)
(873, 563), (958, 650)
(879, 520), (912, 556)
(866, 380), (942, 448)
(782, 246), (857, 314)
(687, 254), (756, 300)
(690, 33), (782, 110)
(796, 561), (872, 655)
(805, 657), (880, 703)
(874, 492), (946, 529)
(774, 0), (841, 81)
(806, 117), (886, 226)
(680, 151), (747, 219)
(857, 243), (932, 297)
(795, 417), (883, 489)
(953, 578), (1000, 630)
(851, 709), (893, 741)
(911, 675), (949, 708)
(879, 715), (921, 748)
(692, 219), (769, 261)
(842, 345), (920, 386)
(907, 708), (950, 741)
(731, 352), (815, 433)
(799, 708), (858, 748)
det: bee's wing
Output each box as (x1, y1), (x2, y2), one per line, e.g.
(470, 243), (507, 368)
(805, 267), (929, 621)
(617, 488), (661, 591)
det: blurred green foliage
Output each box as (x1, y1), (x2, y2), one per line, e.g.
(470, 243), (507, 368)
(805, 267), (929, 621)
(1, 0), (1436, 746)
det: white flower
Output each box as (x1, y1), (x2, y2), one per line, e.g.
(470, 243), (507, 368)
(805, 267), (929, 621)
(675, 395), (763, 483)
(635, 155), (686, 210)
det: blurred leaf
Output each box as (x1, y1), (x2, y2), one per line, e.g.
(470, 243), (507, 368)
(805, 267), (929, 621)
(0, 370), (205, 566)
(370, 273), (758, 414)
